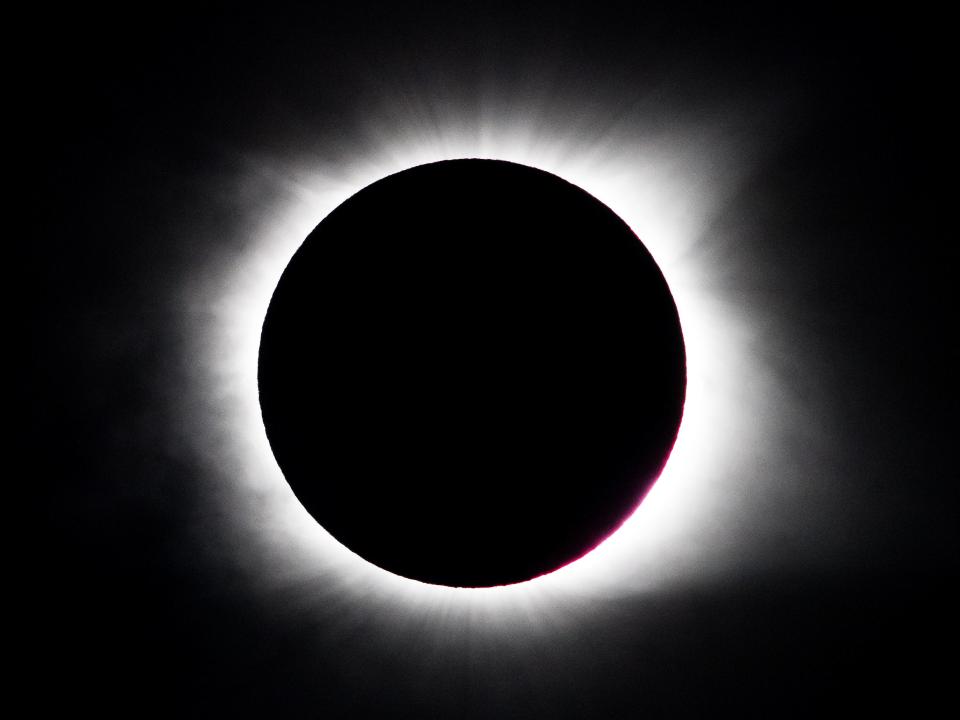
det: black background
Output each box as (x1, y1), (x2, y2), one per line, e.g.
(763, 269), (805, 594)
(27, 2), (955, 717)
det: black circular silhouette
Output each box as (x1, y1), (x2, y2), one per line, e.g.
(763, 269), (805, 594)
(258, 159), (685, 587)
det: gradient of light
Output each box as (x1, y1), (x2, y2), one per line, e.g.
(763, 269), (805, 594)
(182, 95), (800, 629)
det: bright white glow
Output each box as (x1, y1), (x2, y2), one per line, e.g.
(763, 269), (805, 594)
(181, 103), (790, 625)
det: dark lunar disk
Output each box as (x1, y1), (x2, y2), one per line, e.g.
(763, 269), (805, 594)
(258, 159), (686, 587)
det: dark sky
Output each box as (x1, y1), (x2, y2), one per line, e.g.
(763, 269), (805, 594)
(28, 3), (955, 717)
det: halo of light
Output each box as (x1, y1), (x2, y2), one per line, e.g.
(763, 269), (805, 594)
(182, 108), (783, 624)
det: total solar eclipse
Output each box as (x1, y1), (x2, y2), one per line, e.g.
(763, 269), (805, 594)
(258, 159), (686, 587)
